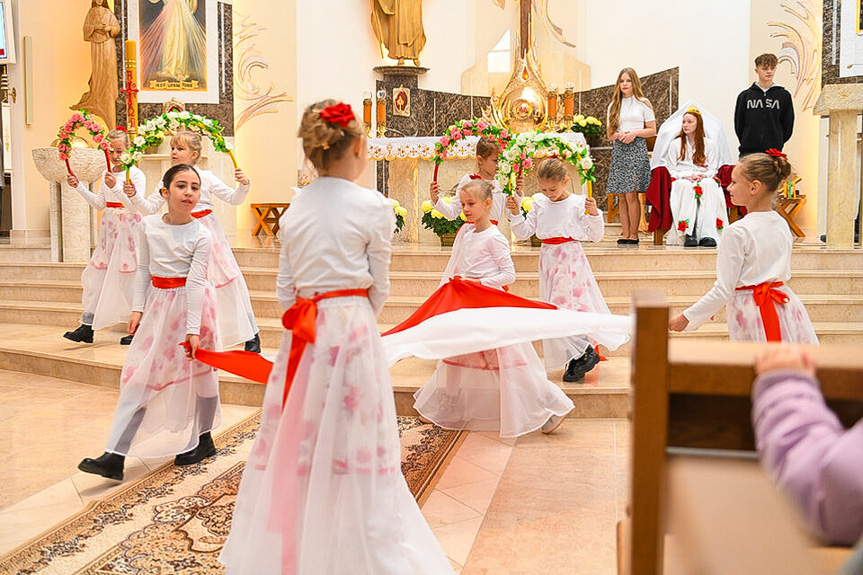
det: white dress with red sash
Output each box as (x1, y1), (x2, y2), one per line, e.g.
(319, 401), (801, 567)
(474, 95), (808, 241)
(682, 211), (817, 343)
(434, 173), (507, 225)
(220, 178), (453, 575)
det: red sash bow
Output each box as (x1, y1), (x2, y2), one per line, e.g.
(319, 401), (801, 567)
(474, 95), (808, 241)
(105, 202), (125, 208)
(735, 282), (790, 342)
(192, 209), (212, 219)
(152, 276), (187, 289)
(281, 288), (369, 408)
(541, 237), (574, 245)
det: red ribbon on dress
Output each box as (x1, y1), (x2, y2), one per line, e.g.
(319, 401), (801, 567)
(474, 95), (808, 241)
(735, 281), (790, 342)
(541, 237), (574, 245)
(490, 220), (499, 226)
(152, 276), (187, 289)
(192, 209), (212, 219)
(105, 202), (125, 208)
(281, 288), (369, 408)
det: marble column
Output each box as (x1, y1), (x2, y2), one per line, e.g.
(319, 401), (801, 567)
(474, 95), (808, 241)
(389, 158), (420, 242)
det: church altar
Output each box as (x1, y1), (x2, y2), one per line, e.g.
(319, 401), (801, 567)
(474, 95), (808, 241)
(369, 133), (588, 243)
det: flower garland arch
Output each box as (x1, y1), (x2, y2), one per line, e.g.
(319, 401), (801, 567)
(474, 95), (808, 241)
(496, 132), (596, 196)
(431, 119), (511, 182)
(56, 111), (111, 177)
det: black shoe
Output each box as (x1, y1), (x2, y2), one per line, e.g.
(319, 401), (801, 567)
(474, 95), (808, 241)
(244, 333), (261, 354)
(616, 238), (628, 245)
(563, 359), (585, 382)
(78, 452), (125, 480)
(627, 238), (639, 245)
(683, 235), (699, 247)
(64, 324), (94, 344)
(119, 334), (134, 345)
(699, 237), (717, 247)
(174, 432), (217, 466)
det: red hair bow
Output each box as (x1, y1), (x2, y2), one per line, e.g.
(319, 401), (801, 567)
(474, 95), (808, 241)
(319, 103), (355, 128)
(765, 148), (786, 158)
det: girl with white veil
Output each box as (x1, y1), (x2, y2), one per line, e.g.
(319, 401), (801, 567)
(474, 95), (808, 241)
(651, 101), (734, 246)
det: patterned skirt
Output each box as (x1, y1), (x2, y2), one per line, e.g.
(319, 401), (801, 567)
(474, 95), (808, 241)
(607, 138), (651, 194)
(727, 286), (819, 344)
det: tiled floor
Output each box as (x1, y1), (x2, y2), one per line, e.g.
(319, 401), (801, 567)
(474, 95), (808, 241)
(0, 368), (627, 573)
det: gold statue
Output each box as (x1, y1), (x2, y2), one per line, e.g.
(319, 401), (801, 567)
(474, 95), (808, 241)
(370, 0), (426, 66)
(72, 0), (121, 128)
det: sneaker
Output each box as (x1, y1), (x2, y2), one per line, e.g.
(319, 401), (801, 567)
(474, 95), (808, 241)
(683, 234), (699, 247)
(119, 334), (134, 345)
(562, 358), (584, 382)
(64, 324), (94, 344)
(174, 432), (217, 466)
(244, 333), (261, 354)
(563, 347), (600, 382)
(541, 408), (573, 434)
(699, 237), (717, 247)
(78, 452), (125, 480)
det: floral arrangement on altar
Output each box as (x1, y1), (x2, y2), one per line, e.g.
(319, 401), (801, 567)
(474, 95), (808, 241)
(567, 114), (603, 141)
(390, 198), (407, 233)
(421, 198), (466, 236)
(496, 132), (596, 196)
(56, 111), (111, 175)
(120, 111), (237, 171)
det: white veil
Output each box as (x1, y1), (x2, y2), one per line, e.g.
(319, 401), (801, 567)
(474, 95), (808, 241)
(650, 99), (735, 170)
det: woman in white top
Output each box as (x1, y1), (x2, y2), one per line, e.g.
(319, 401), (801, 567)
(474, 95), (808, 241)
(669, 152), (817, 343)
(606, 67), (657, 245)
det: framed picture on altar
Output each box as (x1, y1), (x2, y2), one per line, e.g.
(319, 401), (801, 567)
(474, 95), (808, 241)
(127, 0), (220, 104)
(393, 86), (411, 117)
(0, 1), (17, 64)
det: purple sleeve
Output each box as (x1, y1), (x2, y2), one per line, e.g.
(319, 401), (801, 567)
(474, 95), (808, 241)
(752, 369), (863, 545)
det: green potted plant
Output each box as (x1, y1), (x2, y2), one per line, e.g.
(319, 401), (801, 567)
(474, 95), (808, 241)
(568, 114), (603, 146)
(421, 198), (466, 246)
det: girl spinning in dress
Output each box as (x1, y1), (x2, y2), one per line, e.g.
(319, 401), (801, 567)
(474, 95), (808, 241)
(220, 100), (452, 574)
(78, 164), (221, 481)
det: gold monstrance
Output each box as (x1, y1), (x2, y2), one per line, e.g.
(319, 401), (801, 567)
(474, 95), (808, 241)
(488, 0), (549, 132)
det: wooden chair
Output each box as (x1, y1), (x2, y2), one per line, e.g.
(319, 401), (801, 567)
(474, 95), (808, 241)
(622, 290), (863, 575)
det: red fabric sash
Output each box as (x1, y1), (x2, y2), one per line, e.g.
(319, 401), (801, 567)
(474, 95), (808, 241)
(105, 202), (125, 208)
(490, 219), (499, 226)
(152, 276), (187, 289)
(541, 237), (574, 245)
(735, 282), (789, 342)
(192, 209), (212, 219)
(281, 288), (369, 407)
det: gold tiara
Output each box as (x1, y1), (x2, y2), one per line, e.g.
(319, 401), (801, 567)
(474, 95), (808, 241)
(686, 105), (701, 115)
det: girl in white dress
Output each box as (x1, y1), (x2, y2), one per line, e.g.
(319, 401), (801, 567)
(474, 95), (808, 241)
(669, 152), (818, 343)
(220, 100), (453, 575)
(414, 179), (575, 437)
(507, 158), (610, 382)
(129, 131), (261, 352)
(429, 137), (507, 226)
(78, 164), (221, 481)
(661, 106), (729, 247)
(63, 130), (146, 345)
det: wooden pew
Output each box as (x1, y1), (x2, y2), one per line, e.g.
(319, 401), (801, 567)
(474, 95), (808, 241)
(622, 290), (863, 575)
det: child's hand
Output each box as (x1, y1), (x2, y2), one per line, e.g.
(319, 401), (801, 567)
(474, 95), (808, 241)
(506, 194), (521, 215)
(668, 313), (689, 332)
(585, 196), (599, 216)
(104, 171), (117, 188)
(128, 311), (143, 335)
(515, 176), (525, 194)
(66, 174), (80, 188)
(184, 334), (200, 360)
(123, 180), (136, 198)
(235, 169), (250, 186)
(755, 346), (815, 378)
(429, 181), (440, 204)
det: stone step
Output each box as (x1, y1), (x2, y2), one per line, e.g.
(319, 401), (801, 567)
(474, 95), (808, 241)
(0, 245), (53, 264)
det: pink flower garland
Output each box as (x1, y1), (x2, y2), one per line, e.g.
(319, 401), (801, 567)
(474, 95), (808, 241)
(432, 119), (510, 182)
(56, 111), (111, 178)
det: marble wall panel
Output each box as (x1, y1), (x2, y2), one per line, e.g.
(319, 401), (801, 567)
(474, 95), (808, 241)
(822, 0), (863, 85)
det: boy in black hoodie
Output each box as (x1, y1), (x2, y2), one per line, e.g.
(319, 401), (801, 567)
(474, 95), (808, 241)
(734, 53), (794, 157)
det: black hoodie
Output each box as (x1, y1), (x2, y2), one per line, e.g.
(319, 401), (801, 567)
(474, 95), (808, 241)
(734, 83), (794, 157)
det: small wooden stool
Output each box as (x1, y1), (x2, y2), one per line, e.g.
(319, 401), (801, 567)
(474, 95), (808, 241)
(775, 195), (806, 237)
(251, 203), (291, 236)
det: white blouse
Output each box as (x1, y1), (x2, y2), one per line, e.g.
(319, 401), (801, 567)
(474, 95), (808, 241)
(507, 193), (604, 243)
(130, 168), (251, 214)
(277, 177), (394, 314)
(610, 96), (656, 133)
(683, 211), (794, 329)
(441, 224), (516, 290)
(665, 137), (720, 179)
(74, 166), (146, 214)
(133, 215), (213, 335)
(434, 173), (506, 223)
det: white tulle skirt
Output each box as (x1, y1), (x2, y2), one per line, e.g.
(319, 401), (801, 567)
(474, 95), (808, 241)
(220, 296), (452, 575)
(726, 286), (819, 344)
(666, 177), (729, 245)
(197, 213), (258, 347)
(413, 342), (574, 438)
(81, 210), (142, 330)
(538, 241), (612, 368)
(105, 283), (222, 458)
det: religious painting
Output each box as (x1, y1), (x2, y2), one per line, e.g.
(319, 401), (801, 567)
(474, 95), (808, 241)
(840, 0), (863, 77)
(128, 0), (220, 104)
(393, 86), (411, 117)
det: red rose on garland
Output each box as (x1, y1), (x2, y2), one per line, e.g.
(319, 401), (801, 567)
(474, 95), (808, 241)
(678, 220), (688, 232)
(320, 103), (355, 128)
(716, 218), (724, 231)
(693, 184), (703, 198)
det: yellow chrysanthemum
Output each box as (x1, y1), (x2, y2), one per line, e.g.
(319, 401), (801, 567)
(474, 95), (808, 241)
(442, 196), (453, 204)
(395, 206), (407, 217)
(578, 120), (587, 127)
(390, 198), (400, 208)
(459, 212), (466, 221)
(421, 200), (433, 213)
(521, 196), (534, 212)
(431, 209), (444, 219)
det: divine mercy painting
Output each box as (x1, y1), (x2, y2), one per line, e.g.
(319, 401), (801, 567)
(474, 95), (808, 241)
(139, 0), (207, 92)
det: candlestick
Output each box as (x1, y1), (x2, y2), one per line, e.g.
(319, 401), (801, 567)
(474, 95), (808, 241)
(124, 40), (139, 135)
(363, 92), (372, 136)
(563, 83), (575, 131)
(376, 89), (387, 138)
(547, 85), (558, 132)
